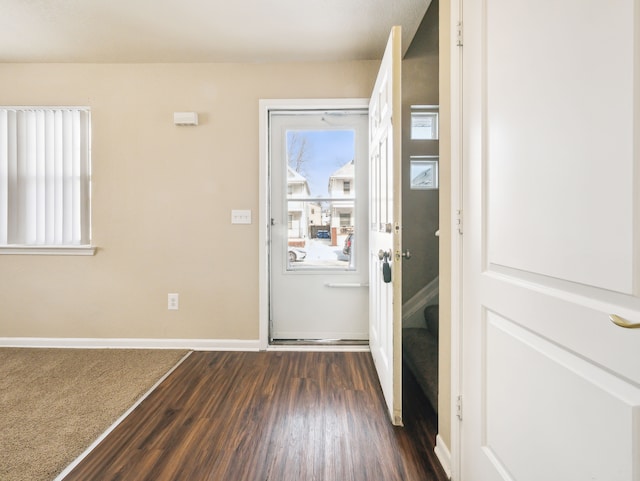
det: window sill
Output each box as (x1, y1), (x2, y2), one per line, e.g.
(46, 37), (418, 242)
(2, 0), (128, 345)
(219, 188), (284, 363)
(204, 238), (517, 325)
(0, 245), (96, 256)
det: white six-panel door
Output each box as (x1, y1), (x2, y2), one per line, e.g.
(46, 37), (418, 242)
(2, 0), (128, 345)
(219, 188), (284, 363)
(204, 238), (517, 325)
(460, 1), (640, 480)
(369, 26), (403, 426)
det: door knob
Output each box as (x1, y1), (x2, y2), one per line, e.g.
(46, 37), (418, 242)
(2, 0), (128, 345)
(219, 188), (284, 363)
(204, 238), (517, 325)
(378, 249), (391, 261)
(610, 314), (640, 329)
(402, 249), (411, 259)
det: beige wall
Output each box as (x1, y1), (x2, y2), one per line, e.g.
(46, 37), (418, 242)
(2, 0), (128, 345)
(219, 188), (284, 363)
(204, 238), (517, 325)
(0, 62), (377, 340)
(438, 0), (453, 449)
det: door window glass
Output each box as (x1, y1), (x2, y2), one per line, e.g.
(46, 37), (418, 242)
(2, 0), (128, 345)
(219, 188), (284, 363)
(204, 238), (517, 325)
(285, 129), (356, 270)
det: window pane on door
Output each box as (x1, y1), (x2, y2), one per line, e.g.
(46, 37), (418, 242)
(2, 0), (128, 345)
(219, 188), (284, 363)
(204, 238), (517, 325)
(286, 200), (355, 270)
(284, 129), (357, 271)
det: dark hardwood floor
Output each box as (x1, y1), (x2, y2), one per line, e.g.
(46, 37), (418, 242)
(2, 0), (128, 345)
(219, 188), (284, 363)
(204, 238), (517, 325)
(63, 351), (448, 481)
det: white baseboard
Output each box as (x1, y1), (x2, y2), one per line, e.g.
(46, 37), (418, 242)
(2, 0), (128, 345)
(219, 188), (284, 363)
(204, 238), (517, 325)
(434, 434), (452, 479)
(0, 337), (261, 351)
(402, 275), (439, 328)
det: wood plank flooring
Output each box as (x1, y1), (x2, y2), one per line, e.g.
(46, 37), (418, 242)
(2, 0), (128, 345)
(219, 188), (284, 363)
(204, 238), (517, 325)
(63, 351), (448, 481)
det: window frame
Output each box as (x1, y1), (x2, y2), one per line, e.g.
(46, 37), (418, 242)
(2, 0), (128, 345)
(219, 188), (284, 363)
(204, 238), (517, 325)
(0, 106), (95, 256)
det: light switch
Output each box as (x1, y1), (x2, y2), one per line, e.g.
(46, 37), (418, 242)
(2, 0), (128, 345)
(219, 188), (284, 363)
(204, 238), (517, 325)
(231, 209), (252, 224)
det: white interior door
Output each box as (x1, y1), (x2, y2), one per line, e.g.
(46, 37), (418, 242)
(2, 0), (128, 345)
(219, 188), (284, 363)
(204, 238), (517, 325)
(460, 1), (640, 480)
(369, 26), (403, 426)
(270, 108), (369, 340)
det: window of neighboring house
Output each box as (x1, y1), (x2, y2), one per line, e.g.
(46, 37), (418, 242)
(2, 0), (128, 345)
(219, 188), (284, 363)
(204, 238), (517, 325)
(343, 181), (351, 194)
(340, 213), (350, 227)
(0, 107), (94, 255)
(288, 214), (293, 230)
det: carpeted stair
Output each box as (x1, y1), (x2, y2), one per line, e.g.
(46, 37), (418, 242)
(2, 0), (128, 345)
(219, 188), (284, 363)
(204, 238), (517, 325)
(402, 304), (439, 412)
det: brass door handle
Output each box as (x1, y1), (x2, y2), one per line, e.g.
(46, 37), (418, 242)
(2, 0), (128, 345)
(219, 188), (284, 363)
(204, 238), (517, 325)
(610, 314), (640, 329)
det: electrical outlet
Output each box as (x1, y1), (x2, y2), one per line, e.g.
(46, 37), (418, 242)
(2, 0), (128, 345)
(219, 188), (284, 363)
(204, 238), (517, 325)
(168, 293), (179, 310)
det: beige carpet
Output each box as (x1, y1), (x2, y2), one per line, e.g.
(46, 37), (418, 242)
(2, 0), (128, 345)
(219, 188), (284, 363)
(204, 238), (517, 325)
(0, 348), (188, 481)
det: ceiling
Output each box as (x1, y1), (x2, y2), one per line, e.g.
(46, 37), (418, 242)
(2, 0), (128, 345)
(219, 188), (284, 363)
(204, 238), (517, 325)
(0, 0), (431, 63)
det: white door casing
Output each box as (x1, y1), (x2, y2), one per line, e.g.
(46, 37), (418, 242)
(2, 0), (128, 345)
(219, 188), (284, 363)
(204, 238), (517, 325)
(369, 26), (403, 426)
(459, 1), (640, 480)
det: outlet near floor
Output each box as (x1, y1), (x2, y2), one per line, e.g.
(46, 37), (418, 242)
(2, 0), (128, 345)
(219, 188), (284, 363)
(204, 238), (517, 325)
(168, 293), (179, 310)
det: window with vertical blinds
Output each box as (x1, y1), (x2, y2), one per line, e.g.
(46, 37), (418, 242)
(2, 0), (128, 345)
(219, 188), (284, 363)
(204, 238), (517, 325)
(0, 107), (93, 254)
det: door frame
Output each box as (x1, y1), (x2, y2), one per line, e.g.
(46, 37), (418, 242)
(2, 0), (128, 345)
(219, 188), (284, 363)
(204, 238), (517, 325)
(258, 98), (369, 350)
(448, 0), (463, 478)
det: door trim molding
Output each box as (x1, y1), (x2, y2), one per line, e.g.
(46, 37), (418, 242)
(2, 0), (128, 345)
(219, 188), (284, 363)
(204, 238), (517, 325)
(258, 98), (369, 350)
(449, 0), (464, 478)
(435, 434), (453, 479)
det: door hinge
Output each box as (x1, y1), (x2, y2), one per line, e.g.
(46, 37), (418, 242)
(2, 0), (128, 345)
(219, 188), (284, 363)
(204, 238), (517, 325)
(456, 209), (463, 235)
(456, 395), (463, 420)
(456, 21), (463, 47)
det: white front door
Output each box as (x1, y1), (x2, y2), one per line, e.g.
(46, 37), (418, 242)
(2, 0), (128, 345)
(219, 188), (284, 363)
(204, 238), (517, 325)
(270, 108), (369, 340)
(369, 26), (403, 426)
(459, 1), (640, 480)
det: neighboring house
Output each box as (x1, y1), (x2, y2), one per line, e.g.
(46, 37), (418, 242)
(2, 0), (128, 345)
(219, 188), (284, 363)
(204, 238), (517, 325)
(321, 207), (331, 227)
(287, 167), (326, 240)
(286, 159), (356, 244)
(307, 203), (322, 228)
(286, 166), (310, 240)
(327, 160), (355, 240)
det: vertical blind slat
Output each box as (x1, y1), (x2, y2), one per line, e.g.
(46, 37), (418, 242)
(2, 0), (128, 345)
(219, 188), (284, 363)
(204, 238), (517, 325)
(17, 112), (29, 243)
(36, 110), (46, 244)
(71, 110), (81, 244)
(7, 111), (18, 243)
(0, 110), (8, 244)
(54, 110), (63, 244)
(62, 110), (71, 244)
(44, 110), (55, 243)
(80, 111), (90, 244)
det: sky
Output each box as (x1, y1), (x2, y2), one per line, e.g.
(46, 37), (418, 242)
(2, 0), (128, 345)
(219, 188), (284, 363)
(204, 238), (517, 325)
(287, 129), (355, 197)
